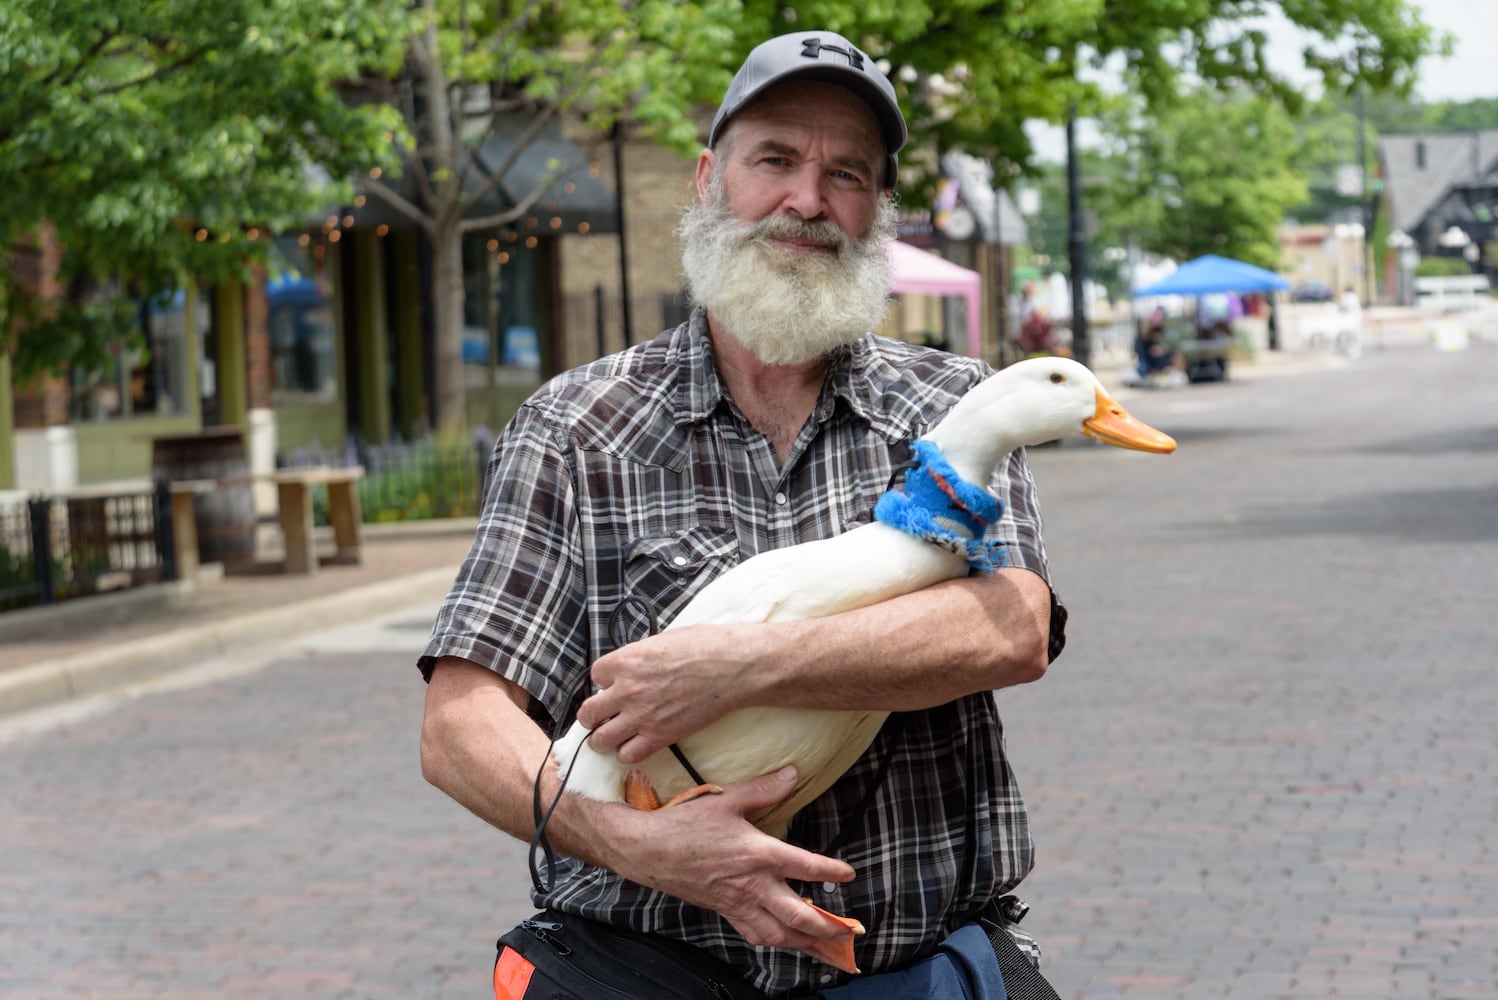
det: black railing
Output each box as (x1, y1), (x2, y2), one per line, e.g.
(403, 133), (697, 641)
(0, 483), (175, 612)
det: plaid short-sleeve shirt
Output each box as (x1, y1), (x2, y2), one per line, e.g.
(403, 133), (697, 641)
(420, 310), (1053, 997)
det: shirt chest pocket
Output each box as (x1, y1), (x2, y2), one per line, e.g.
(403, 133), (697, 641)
(614, 527), (740, 643)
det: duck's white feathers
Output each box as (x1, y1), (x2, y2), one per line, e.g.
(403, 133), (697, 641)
(552, 357), (1156, 838)
(553, 521), (965, 837)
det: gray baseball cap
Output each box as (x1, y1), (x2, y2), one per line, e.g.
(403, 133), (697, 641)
(709, 30), (907, 188)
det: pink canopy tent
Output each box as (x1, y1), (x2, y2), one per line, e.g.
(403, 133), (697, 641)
(886, 240), (983, 356)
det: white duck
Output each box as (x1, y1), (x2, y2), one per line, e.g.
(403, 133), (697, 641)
(550, 356), (1175, 973)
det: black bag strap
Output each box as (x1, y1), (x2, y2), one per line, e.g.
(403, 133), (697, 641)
(977, 897), (1063, 1000)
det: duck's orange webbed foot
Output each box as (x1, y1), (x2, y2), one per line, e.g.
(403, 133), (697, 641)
(623, 769), (722, 811)
(801, 899), (864, 974)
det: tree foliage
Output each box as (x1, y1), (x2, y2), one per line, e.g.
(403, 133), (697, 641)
(717, 0), (1441, 206)
(0, 0), (407, 382)
(1093, 88), (1310, 268)
(2, 0), (1448, 395)
(358, 0), (738, 432)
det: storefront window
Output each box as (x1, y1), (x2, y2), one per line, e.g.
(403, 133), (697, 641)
(70, 291), (193, 421)
(462, 235), (543, 380)
(268, 239), (337, 403)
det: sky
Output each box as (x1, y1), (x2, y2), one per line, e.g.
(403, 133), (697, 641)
(1401, 0), (1496, 101)
(1263, 0), (1497, 104)
(1026, 0), (1495, 162)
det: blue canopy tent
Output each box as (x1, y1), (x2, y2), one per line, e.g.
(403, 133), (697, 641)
(1131, 254), (1289, 297)
(1131, 255), (1289, 382)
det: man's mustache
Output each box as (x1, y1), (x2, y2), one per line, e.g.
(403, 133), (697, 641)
(746, 215), (852, 252)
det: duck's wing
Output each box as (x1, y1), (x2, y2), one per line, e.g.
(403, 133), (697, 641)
(668, 524), (963, 629)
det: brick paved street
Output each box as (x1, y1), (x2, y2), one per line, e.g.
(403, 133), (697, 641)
(1009, 339), (1498, 998)
(1, 339), (1494, 998)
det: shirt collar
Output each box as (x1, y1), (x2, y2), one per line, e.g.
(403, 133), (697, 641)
(671, 307), (725, 426)
(670, 307), (905, 441)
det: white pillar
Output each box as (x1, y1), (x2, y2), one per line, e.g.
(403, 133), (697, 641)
(13, 426), (79, 493)
(247, 407), (278, 516)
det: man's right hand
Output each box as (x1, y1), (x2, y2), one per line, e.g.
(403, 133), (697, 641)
(593, 765), (858, 958)
(422, 660), (856, 959)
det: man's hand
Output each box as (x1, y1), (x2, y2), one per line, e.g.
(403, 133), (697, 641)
(599, 765), (858, 956)
(578, 624), (759, 764)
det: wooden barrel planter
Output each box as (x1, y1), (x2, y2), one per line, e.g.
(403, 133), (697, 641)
(151, 428), (256, 571)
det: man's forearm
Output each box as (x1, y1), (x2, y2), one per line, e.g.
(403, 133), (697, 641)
(747, 566), (1051, 712)
(419, 657), (618, 868)
(578, 567), (1051, 770)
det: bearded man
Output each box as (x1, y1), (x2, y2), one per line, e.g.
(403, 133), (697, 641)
(420, 29), (1064, 1000)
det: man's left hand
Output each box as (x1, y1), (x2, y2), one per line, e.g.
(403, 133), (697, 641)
(577, 624), (759, 764)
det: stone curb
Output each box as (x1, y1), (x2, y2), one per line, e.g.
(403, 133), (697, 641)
(0, 565), (459, 718)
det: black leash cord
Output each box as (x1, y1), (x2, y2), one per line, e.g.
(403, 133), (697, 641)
(529, 730), (589, 894)
(527, 596), (709, 893)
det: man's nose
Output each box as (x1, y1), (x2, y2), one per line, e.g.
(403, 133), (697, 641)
(778, 168), (828, 220)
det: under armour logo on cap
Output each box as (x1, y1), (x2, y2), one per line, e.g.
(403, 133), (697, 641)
(709, 30), (907, 188)
(799, 38), (865, 70)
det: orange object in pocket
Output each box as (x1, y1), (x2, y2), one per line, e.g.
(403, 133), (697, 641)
(493, 945), (536, 999)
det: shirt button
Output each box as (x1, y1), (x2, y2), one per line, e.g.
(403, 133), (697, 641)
(821, 881), (838, 893)
(820, 973), (834, 985)
(671, 556), (688, 567)
(774, 492), (787, 505)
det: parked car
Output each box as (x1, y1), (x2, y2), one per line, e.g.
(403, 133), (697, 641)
(1291, 281), (1335, 303)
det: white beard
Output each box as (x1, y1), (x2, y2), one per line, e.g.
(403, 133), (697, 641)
(679, 188), (895, 366)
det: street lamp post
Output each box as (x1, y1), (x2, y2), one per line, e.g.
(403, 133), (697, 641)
(1066, 106), (1090, 369)
(1357, 87), (1375, 304)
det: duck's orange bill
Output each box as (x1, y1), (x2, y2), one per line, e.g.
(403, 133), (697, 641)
(1082, 386), (1178, 453)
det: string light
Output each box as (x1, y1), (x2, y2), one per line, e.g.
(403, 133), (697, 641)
(328, 230), (342, 243)
(369, 167), (383, 180)
(577, 222), (590, 234)
(354, 195), (367, 207)
(342, 215), (354, 228)
(486, 238), (499, 252)
(195, 229), (208, 241)
(549, 217), (561, 229)
(376, 224), (389, 237)
(498, 252), (510, 264)
(524, 236), (538, 249)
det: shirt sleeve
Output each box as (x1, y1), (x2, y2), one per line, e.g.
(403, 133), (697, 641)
(417, 402), (589, 732)
(989, 446), (1067, 661)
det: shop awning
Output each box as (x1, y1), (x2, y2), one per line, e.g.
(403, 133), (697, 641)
(346, 115), (618, 234)
(887, 240), (983, 356)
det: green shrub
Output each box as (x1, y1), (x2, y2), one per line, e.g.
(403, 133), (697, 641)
(1414, 256), (1476, 278)
(311, 440), (483, 526)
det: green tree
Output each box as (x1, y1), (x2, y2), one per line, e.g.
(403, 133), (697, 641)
(0, 0), (408, 382)
(721, 1), (1441, 201)
(356, 0), (736, 433)
(1094, 88), (1309, 267)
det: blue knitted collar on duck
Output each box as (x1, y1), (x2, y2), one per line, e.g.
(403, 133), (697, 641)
(873, 440), (1008, 574)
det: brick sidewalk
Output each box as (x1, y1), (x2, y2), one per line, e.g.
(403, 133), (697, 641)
(0, 525), (474, 677)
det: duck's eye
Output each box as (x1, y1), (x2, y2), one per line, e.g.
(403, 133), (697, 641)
(1049, 372), (1065, 384)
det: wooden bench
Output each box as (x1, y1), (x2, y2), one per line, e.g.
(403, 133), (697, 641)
(269, 466), (365, 575)
(166, 479), (217, 582)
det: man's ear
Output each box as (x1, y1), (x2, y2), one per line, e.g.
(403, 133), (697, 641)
(695, 149), (716, 204)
